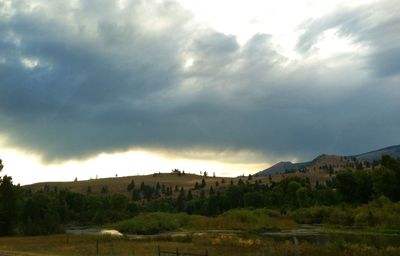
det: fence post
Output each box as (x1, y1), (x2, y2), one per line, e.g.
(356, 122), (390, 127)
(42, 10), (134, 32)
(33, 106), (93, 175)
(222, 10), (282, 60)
(158, 245), (161, 256)
(176, 247), (179, 256)
(96, 239), (99, 256)
(205, 249), (208, 256)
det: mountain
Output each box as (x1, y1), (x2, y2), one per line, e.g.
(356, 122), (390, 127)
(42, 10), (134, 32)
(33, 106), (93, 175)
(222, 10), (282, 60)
(256, 145), (400, 176)
(353, 145), (400, 161)
(256, 161), (306, 176)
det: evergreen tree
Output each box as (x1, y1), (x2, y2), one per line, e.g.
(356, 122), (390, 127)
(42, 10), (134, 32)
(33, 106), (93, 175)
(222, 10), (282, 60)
(201, 178), (206, 188)
(187, 190), (193, 200)
(127, 179), (135, 191)
(0, 175), (19, 235)
(132, 189), (141, 201)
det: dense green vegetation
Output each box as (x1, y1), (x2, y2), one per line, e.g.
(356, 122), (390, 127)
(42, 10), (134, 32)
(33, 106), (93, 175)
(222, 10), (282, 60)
(0, 155), (399, 236)
(294, 197), (400, 229)
(112, 212), (196, 234)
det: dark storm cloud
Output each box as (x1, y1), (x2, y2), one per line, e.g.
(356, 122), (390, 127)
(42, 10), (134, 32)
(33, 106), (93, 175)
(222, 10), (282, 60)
(0, 0), (399, 163)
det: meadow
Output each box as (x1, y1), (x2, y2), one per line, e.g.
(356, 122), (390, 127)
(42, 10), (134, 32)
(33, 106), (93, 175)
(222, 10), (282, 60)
(1, 231), (400, 256)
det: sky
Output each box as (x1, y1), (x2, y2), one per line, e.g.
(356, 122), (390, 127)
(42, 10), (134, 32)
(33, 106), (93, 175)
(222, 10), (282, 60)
(0, 0), (399, 185)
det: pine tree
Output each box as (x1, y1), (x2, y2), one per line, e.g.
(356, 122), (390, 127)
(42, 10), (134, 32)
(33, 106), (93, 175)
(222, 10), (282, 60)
(127, 179), (135, 191)
(187, 190), (193, 200)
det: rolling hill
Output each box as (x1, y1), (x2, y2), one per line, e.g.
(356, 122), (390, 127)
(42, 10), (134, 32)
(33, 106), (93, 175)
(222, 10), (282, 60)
(24, 173), (271, 196)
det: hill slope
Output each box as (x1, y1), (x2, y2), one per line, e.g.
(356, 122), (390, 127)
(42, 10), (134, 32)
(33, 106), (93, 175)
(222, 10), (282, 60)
(256, 144), (400, 176)
(353, 145), (400, 161)
(24, 173), (270, 196)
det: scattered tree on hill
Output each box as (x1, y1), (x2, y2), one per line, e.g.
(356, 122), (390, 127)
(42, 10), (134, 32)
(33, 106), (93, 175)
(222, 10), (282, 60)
(201, 178), (206, 188)
(187, 190), (193, 200)
(132, 189), (141, 201)
(101, 186), (109, 194)
(127, 179), (135, 191)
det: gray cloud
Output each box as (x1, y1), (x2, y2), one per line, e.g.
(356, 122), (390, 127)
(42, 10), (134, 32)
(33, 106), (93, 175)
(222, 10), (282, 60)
(297, 0), (400, 77)
(0, 0), (399, 163)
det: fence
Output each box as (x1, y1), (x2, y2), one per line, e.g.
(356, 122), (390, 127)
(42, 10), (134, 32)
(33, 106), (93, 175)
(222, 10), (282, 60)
(157, 246), (208, 256)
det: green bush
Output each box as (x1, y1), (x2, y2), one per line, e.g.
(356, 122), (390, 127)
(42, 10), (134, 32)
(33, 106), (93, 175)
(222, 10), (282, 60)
(293, 206), (330, 224)
(112, 212), (196, 234)
(328, 208), (354, 226)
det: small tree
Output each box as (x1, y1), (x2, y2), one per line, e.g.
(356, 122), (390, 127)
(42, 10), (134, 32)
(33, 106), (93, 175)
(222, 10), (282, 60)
(127, 179), (135, 191)
(201, 178), (206, 188)
(101, 186), (109, 194)
(187, 190), (193, 200)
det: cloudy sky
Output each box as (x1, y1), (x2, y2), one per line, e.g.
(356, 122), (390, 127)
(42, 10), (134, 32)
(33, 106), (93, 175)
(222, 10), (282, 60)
(0, 0), (399, 184)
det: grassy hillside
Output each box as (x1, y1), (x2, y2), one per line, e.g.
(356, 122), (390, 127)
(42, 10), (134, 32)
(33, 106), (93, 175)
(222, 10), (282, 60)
(24, 173), (273, 197)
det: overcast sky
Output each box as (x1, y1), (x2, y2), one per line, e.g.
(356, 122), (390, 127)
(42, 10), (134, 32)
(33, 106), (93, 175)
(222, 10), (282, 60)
(1, 0), (399, 184)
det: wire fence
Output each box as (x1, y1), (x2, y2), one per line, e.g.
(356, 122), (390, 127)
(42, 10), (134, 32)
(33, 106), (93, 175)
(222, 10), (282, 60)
(157, 246), (208, 256)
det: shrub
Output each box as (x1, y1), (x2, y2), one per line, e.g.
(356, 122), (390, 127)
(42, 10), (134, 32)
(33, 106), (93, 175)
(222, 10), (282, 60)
(112, 212), (195, 234)
(293, 206), (330, 224)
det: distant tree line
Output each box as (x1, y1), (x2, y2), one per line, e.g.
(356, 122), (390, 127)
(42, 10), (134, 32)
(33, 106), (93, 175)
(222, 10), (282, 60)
(0, 155), (399, 236)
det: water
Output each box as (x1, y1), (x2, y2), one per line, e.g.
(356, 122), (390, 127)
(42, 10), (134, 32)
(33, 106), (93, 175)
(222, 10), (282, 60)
(66, 227), (123, 237)
(260, 226), (400, 247)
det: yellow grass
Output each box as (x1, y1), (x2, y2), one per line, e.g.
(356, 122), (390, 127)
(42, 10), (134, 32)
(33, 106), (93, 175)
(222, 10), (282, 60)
(1, 233), (400, 256)
(24, 173), (272, 196)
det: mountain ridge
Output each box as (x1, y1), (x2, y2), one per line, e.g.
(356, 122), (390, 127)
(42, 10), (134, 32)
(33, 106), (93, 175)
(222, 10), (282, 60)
(256, 144), (400, 176)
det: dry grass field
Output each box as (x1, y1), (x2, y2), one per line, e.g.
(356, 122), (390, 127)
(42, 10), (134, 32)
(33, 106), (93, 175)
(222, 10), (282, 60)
(24, 170), (334, 198)
(24, 173), (273, 196)
(1, 233), (399, 256)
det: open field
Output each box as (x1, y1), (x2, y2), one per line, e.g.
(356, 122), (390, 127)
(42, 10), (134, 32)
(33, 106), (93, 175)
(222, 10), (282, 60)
(1, 232), (400, 256)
